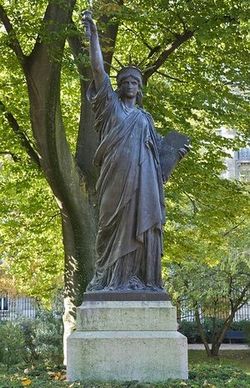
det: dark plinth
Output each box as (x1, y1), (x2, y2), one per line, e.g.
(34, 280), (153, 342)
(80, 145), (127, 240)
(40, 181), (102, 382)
(83, 290), (170, 302)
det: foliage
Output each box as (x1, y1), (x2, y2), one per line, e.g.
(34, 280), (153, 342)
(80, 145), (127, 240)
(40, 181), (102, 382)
(31, 310), (63, 364)
(167, 238), (250, 355)
(0, 155), (64, 305)
(0, 359), (250, 387)
(188, 349), (250, 373)
(0, 273), (17, 296)
(179, 320), (202, 344)
(0, 322), (26, 368)
(0, 309), (63, 368)
(0, 159), (63, 303)
(227, 320), (250, 346)
(19, 319), (39, 362)
(178, 320), (200, 343)
(189, 364), (250, 387)
(179, 319), (250, 344)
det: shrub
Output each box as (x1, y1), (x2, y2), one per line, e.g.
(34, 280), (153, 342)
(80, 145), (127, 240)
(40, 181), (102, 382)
(0, 321), (26, 367)
(241, 321), (250, 345)
(19, 310), (63, 363)
(202, 317), (225, 343)
(19, 319), (39, 362)
(179, 318), (250, 344)
(178, 320), (200, 343)
(0, 308), (63, 367)
(33, 310), (63, 363)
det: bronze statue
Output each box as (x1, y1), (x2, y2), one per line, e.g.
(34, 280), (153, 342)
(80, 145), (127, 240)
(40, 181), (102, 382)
(82, 13), (189, 293)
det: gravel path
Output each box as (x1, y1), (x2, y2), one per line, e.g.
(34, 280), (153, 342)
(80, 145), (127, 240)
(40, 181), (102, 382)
(188, 343), (249, 350)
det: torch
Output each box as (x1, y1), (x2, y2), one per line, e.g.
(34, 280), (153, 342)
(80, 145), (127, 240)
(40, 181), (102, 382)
(81, 0), (93, 40)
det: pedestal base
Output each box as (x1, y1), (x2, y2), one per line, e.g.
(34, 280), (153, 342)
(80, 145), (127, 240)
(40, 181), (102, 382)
(67, 300), (188, 382)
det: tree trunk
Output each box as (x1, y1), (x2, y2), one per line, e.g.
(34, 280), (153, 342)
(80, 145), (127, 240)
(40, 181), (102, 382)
(194, 306), (212, 356)
(210, 309), (237, 356)
(62, 202), (96, 362)
(20, 1), (97, 360)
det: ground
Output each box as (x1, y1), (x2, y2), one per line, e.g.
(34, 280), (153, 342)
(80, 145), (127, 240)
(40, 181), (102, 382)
(0, 350), (249, 387)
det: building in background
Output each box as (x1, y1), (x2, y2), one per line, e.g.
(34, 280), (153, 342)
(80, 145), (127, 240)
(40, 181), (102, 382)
(219, 127), (250, 182)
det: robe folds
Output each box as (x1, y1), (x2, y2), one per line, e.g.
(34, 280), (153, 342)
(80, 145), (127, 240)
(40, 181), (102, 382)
(87, 75), (166, 291)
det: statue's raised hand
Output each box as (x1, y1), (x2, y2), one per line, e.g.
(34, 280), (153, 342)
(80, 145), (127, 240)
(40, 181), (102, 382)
(81, 10), (97, 39)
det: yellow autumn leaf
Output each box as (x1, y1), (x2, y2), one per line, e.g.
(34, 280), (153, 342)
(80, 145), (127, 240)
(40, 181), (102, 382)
(21, 377), (32, 386)
(52, 371), (66, 381)
(55, 372), (61, 380)
(203, 382), (216, 388)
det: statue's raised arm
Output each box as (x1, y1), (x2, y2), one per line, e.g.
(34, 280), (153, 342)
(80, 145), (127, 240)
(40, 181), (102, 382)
(82, 11), (106, 90)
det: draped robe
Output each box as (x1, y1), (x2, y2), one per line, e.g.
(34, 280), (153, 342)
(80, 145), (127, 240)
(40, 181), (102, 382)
(87, 75), (166, 291)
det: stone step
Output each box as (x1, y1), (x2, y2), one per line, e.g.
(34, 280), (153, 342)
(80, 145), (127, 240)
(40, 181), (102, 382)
(76, 300), (177, 331)
(67, 329), (187, 382)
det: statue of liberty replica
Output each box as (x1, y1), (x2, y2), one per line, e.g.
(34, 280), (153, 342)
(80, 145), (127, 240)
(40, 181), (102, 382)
(67, 11), (189, 383)
(83, 12), (189, 295)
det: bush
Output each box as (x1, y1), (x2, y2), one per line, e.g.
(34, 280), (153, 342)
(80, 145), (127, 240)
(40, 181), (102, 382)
(203, 317), (225, 343)
(0, 321), (26, 367)
(19, 319), (39, 362)
(179, 318), (250, 344)
(19, 310), (63, 363)
(231, 320), (249, 331)
(0, 309), (63, 367)
(178, 320), (200, 343)
(33, 310), (63, 363)
(241, 321), (250, 345)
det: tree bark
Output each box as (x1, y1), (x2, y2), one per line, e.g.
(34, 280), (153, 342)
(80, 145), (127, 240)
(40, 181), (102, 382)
(62, 203), (96, 360)
(194, 306), (211, 356)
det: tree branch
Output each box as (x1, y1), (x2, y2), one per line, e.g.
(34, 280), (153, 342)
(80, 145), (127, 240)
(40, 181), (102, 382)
(143, 30), (194, 83)
(156, 70), (186, 83)
(0, 101), (41, 167)
(157, 22), (178, 38)
(98, 8), (123, 74)
(174, 7), (189, 32)
(66, 21), (99, 195)
(0, 5), (26, 66)
(36, 212), (61, 230)
(232, 282), (250, 309)
(223, 219), (244, 237)
(67, 21), (89, 79)
(184, 191), (199, 215)
(125, 26), (161, 60)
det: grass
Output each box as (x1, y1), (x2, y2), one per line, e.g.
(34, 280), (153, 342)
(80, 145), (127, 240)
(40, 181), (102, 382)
(189, 349), (250, 373)
(0, 350), (249, 387)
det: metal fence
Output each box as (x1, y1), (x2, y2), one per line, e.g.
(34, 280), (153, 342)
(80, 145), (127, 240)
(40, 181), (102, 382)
(0, 295), (37, 321)
(178, 301), (250, 322)
(1, 294), (249, 323)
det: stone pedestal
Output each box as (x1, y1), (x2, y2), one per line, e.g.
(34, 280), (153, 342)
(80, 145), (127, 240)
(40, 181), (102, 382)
(67, 300), (188, 382)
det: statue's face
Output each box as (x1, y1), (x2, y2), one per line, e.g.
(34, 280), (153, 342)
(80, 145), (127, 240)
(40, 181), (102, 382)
(120, 76), (139, 99)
